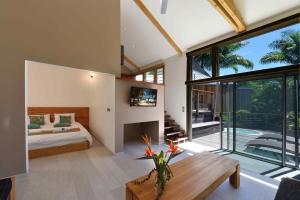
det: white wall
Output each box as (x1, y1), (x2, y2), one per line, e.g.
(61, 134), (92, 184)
(164, 55), (187, 131)
(90, 74), (115, 153)
(27, 61), (91, 107)
(0, 0), (120, 178)
(27, 61), (116, 153)
(115, 80), (164, 152)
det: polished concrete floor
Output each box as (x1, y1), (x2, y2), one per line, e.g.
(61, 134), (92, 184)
(16, 141), (281, 200)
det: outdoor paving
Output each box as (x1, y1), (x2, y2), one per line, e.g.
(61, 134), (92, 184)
(192, 127), (297, 165)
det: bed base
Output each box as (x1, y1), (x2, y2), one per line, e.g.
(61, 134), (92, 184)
(29, 141), (90, 159)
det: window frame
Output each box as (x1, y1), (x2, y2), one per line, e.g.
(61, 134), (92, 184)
(185, 14), (300, 168)
(186, 14), (300, 84)
(191, 48), (214, 80)
(135, 74), (143, 82)
(144, 70), (155, 83)
(156, 67), (164, 84)
(134, 65), (165, 85)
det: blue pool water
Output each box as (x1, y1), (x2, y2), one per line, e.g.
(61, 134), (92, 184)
(227, 128), (262, 135)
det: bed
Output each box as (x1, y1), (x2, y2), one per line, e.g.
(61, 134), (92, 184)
(27, 107), (93, 159)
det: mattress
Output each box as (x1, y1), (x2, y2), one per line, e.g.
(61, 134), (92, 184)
(28, 122), (93, 150)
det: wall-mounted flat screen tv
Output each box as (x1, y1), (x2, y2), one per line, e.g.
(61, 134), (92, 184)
(130, 87), (157, 107)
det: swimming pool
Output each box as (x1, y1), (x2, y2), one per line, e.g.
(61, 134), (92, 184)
(226, 128), (262, 135)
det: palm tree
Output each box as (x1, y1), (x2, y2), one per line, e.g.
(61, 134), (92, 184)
(193, 41), (253, 75)
(218, 42), (253, 73)
(260, 30), (300, 65)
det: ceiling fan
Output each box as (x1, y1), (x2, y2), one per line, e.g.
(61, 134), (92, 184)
(160, 0), (168, 14)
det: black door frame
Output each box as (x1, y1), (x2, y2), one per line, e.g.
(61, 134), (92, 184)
(187, 72), (300, 169)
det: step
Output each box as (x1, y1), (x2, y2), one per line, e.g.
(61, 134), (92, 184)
(165, 131), (181, 137)
(166, 137), (188, 144)
(164, 125), (180, 131)
(165, 119), (175, 122)
(176, 137), (188, 143)
(164, 126), (173, 130)
(165, 122), (176, 126)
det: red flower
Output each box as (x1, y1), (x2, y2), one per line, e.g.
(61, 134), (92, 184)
(142, 135), (151, 146)
(145, 146), (152, 157)
(167, 141), (178, 154)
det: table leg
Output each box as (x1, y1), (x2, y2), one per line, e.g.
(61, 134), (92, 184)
(126, 187), (133, 200)
(230, 164), (240, 188)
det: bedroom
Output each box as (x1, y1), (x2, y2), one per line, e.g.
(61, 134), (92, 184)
(25, 60), (164, 158)
(25, 61), (116, 158)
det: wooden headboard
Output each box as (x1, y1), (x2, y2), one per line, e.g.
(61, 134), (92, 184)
(27, 107), (89, 130)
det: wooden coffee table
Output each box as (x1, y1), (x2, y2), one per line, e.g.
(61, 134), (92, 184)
(126, 151), (240, 200)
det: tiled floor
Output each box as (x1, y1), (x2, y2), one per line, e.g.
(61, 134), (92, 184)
(16, 141), (286, 200)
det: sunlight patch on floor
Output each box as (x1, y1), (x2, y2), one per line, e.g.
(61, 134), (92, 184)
(177, 141), (215, 153)
(240, 172), (278, 189)
(274, 170), (300, 181)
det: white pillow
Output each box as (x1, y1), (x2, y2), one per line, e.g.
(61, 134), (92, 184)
(27, 114), (51, 125)
(54, 113), (76, 124)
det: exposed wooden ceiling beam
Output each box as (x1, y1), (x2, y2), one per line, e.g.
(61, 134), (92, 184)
(142, 62), (164, 71)
(124, 55), (140, 71)
(133, 0), (183, 55)
(122, 65), (133, 74)
(208, 0), (246, 32)
(133, 62), (165, 75)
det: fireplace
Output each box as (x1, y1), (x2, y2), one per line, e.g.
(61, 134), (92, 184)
(124, 121), (159, 144)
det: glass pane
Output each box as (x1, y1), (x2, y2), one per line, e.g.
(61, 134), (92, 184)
(286, 75), (297, 166)
(221, 82), (233, 150)
(219, 23), (300, 76)
(192, 82), (221, 150)
(145, 71), (154, 83)
(192, 51), (212, 80)
(298, 74), (300, 168)
(235, 77), (283, 162)
(135, 74), (143, 81)
(157, 68), (164, 84)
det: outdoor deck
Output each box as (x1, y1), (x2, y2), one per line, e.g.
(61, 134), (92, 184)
(192, 127), (298, 164)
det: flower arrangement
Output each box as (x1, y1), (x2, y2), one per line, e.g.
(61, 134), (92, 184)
(134, 135), (182, 199)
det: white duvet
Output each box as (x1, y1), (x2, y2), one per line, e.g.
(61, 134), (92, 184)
(28, 122), (93, 150)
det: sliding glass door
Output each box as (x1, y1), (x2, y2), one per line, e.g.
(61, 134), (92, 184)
(235, 77), (283, 162)
(191, 82), (221, 150)
(190, 74), (299, 167)
(221, 83), (233, 150)
(285, 74), (300, 167)
(186, 14), (299, 167)
(219, 75), (299, 167)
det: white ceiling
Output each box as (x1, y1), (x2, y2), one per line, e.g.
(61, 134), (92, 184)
(235, 0), (300, 25)
(121, 0), (300, 69)
(121, 0), (176, 68)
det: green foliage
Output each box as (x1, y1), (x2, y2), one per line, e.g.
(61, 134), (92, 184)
(287, 111), (300, 130)
(260, 30), (300, 64)
(221, 113), (229, 122)
(193, 52), (212, 71)
(238, 78), (282, 114)
(219, 41), (254, 72)
(193, 41), (253, 73)
(236, 109), (251, 115)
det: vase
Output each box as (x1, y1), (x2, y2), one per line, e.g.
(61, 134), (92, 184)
(154, 163), (172, 199)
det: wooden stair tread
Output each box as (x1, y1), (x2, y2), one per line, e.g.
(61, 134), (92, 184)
(164, 126), (173, 129)
(165, 119), (175, 121)
(166, 137), (188, 144)
(165, 132), (181, 136)
(164, 111), (187, 144)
